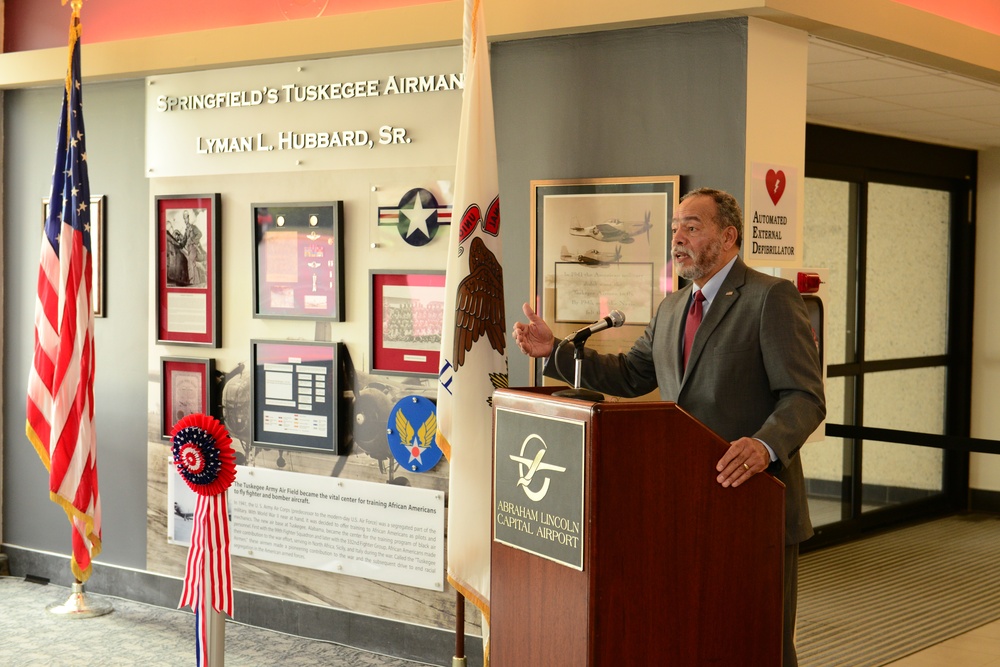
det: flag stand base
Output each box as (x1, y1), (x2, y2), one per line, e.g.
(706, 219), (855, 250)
(46, 582), (113, 618)
(452, 659), (467, 667)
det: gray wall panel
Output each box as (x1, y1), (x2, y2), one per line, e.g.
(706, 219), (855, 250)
(492, 19), (749, 386)
(3, 79), (149, 568)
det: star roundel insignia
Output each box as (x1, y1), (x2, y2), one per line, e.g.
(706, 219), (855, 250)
(454, 237), (506, 368)
(396, 187), (440, 247)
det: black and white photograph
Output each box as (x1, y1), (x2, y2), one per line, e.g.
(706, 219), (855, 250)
(164, 207), (208, 288)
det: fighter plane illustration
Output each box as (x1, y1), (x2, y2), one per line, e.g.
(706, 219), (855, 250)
(560, 244), (623, 266)
(568, 210), (652, 244)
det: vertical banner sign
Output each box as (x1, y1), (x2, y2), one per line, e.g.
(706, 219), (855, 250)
(436, 0), (507, 657)
(748, 163), (800, 264)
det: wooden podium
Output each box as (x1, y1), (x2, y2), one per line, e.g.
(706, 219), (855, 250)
(491, 388), (785, 666)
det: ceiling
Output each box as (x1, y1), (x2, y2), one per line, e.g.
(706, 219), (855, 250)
(807, 37), (1000, 151)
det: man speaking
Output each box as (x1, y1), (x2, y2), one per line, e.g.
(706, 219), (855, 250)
(513, 187), (825, 666)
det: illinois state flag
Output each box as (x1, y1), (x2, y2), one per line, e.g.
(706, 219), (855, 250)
(25, 6), (102, 584)
(436, 0), (507, 654)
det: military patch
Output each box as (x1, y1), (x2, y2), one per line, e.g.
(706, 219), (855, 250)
(387, 395), (443, 473)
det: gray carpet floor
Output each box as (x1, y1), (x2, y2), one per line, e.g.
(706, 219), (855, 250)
(0, 576), (435, 667)
(797, 513), (1000, 667)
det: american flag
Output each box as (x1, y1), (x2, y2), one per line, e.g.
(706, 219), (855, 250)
(25, 9), (102, 584)
(436, 0), (507, 660)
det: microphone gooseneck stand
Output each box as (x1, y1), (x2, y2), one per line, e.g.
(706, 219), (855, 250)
(552, 337), (605, 402)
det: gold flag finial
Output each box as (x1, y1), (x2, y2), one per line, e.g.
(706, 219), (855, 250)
(59, 0), (84, 98)
(61, 0), (84, 19)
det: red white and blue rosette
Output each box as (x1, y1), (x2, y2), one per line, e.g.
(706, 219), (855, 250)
(172, 413), (236, 667)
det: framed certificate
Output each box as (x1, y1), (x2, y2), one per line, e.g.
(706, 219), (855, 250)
(155, 193), (222, 347)
(160, 356), (215, 440)
(252, 201), (345, 321)
(530, 176), (679, 385)
(250, 340), (342, 453)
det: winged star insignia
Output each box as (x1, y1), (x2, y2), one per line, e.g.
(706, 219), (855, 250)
(387, 395), (442, 473)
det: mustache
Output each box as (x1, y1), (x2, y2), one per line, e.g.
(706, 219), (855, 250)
(672, 246), (693, 258)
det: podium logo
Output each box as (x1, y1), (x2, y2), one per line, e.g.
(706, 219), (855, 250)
(509, 434), (567, 502)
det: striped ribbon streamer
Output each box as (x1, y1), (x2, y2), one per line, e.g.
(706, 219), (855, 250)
(172, 413), (236, 667)
(180, 493), (233, 666)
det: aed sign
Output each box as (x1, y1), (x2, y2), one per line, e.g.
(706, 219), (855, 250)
(146, 46), (462, 177)
(747, 162), (801, 265)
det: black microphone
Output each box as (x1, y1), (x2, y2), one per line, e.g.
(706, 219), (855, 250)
(565, 309), (626, 343)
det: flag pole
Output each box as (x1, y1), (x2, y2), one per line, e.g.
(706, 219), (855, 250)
(453, 589), (467, 667)
(205, 550), (226, 666)
(31, 0), (109, 618)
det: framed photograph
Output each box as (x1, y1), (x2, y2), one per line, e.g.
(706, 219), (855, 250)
(43, 194), (106, 317)
(160, 356), (215, 440)
(155, 194), (222, 347)
(370, 270), (446, 377)
(530, 176), (680, 384)
(252, 201), (345, 320)
(251, 340), (342, 453)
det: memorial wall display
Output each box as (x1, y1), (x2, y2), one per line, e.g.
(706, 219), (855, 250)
(147, 45), (464, 627)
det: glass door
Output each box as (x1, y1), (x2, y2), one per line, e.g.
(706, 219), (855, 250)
(801, 178), (951, 528)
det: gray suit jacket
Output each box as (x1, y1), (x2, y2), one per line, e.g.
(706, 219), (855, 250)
(547, 257), (825, 544)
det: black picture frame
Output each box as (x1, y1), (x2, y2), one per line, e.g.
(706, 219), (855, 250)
(43, 194), (106, 317)
(529, 176), (679, 384)
(155, 193), (222, 347)
(252, 201), (345, 321)
(250, 339), (342, 453)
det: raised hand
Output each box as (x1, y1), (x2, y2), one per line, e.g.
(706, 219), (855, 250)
(512, 302), (555, 358)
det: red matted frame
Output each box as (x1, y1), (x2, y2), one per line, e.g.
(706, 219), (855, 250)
(155, 193), (222, 347)
(160, 356), (215, 440)
(370, 270), (446, 377)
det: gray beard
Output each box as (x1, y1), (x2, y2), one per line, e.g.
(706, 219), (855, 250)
(676, 237), (723, 282)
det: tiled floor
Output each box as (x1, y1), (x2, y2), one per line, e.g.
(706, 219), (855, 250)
(886, 619), (1000, 666)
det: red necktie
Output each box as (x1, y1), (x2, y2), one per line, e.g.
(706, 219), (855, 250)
(684, 290), (705, 369)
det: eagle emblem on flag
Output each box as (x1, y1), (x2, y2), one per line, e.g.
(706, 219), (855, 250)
(453, 236), (506, 368)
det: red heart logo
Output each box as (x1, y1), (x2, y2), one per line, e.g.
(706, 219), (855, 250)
(765, 169), (786, 206)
